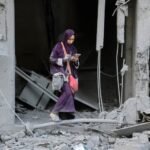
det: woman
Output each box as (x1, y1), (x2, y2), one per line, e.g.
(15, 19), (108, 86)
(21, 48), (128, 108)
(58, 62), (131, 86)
(49, 29), (79, 121)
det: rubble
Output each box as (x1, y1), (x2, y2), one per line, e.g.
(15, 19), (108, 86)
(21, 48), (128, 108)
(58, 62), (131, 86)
(0, 111), (116, 150)
(99, 96), (150, 125)
(114, 132), (150, 150)
(1, 96), (150, 150)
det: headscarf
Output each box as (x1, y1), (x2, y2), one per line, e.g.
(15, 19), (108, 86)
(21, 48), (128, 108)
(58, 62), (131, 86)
(63, 29), (75, 54)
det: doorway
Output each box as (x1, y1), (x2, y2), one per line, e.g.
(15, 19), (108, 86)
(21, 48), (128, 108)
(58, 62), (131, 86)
(15, 0), (118, 110)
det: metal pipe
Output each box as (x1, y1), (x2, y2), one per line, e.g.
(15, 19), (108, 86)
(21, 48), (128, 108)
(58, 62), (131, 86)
(96, 0), (106, 51)
(33, 118), (120, 129)
(96, 0), (106, 112)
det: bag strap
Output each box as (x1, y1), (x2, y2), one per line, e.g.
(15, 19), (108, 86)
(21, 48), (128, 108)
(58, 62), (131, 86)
(61, 42), (72, 75)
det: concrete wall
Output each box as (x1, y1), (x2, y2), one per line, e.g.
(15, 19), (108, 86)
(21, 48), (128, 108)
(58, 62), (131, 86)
(133, 0), (150, 97)
(0, 0), (15, 127)
(125, 0), (150, 99)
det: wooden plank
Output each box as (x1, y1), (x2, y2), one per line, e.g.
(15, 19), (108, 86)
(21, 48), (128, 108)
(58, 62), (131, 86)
(113, 122), (150, 136)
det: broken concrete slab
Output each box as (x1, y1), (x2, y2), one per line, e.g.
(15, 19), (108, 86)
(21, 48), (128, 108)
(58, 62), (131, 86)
(113, 122), (150, 137)
(114, 133), (150, 150)
(99, 96), (150, 125)
(120, 96), (150, 124)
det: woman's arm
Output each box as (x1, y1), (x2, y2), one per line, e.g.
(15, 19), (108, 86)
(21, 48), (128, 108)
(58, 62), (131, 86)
(49, 43), (65, 66)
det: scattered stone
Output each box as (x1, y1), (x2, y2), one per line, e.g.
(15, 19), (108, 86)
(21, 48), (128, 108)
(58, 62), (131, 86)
(105, 109), (119, 120)
(72, 143), (89, 150)
(0, 130), (26, 143)
(53, 143), (69, 150)
(114, 136), (150, 150)
(0, 144), (8, 150)
(98, 111), (108, 119)
(74, 135), (86, 142)
(33, 146), (50, 150)
(100, 144), (110, 150)
(87, 135), (99, 149)
(1, 135), (12, 142)
(121, 96), (150, 124)
(99, 134), (108, 146)
(108, 137), (116, 144)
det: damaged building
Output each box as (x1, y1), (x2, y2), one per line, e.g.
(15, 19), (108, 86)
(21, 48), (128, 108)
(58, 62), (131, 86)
(1, 0), (150, 149)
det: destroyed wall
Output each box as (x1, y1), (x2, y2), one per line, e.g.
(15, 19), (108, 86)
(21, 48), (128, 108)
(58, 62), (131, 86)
(0, 0), (15, 127)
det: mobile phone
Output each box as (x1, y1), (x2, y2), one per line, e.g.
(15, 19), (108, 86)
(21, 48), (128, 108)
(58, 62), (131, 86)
(74, 53), (81, 57)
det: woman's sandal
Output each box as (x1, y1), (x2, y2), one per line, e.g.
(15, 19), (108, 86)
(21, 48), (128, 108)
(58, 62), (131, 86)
(49, 113), (60, 121)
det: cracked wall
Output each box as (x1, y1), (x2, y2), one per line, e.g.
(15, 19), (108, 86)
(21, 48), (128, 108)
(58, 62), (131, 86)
(0, 0), (15, 128)
(133, 0), (150, 97)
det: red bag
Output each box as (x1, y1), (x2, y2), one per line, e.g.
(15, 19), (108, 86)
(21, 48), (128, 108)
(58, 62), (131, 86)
(69, 75), (78, 93)
(61, 42), (79, 93)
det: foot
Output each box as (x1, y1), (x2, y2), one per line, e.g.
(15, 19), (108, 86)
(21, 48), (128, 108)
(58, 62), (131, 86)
(49, 113), (60, 121)
(59, 112), (75, 120)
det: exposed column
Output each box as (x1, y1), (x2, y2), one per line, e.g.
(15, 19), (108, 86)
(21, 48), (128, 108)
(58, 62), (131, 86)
(133, 0), (150, 97)
(0, 0), (15, 128)
(124, 0), (136, 100)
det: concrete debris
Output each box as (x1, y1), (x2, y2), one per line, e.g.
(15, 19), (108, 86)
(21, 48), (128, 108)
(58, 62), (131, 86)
(15, 104), (27, 114)
(143, 130), (150, 137)
(1, 98), (150, 150)
(0, 123), (115, 150)
(72, 143), (89, 150)
(54, 143), (70, 150)
(114, 132), (150, 150)
(113, 121), (150, 136)
(108, 137), (116, 144)
(86, 135), (99, 149)
(99, 96), (150, 124)
(0, 131), (26, 143)
(121, 96), (150, 124)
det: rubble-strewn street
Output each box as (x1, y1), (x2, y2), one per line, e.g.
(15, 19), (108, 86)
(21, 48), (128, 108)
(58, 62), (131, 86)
(1, 0), (150, 149)
(0, 124), (115, 150)
(1, 96), (150, 150)
(0, 109), (117, 150)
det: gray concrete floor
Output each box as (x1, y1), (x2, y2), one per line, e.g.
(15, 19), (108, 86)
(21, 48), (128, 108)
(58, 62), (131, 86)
(76, 69), (118, 110)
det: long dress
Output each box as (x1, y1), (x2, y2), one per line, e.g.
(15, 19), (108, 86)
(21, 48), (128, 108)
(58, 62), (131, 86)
(50, 42), (78, 113)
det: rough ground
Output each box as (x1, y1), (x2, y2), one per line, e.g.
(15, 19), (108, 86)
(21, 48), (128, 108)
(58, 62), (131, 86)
(0, 108), (118, 150)
(1, 96), (150, 150)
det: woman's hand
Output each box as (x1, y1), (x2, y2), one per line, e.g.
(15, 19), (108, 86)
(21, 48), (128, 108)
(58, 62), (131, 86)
(71, 56), (79, 62)
(63, 54), (71, 62)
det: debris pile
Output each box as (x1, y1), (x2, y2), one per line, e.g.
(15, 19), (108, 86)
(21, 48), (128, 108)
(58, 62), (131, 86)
(114, 132), (150, 150)
(99, 96), (150, 125)
(1, 96), (150, 149)
(0, 123), (116, 150)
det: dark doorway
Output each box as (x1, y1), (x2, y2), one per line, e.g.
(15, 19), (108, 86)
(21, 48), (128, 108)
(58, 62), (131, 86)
(101, 0), (118, 106)
(15, 0), (118, 110)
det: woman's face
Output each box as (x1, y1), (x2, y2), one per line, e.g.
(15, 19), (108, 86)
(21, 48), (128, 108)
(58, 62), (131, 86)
(67, 35), (75, 45)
